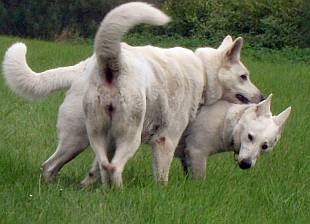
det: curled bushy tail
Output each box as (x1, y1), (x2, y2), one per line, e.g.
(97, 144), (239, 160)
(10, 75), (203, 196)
(2, 43), (91, 100)
(95, 2), (170, 82)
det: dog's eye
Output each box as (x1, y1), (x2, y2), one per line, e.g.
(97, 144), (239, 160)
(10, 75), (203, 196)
(248, 134), (254, 141)
(240, 74), (248, 81)
(261, 143), (268, 150)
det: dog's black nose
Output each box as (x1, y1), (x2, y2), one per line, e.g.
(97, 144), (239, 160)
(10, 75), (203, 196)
(239, 159), (252, 169)
(260, 94), (266, 102)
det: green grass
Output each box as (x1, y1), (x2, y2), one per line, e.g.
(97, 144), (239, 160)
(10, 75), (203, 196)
(0, 35), (309, 223)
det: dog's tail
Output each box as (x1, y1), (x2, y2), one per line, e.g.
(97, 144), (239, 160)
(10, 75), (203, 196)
(94, 2), (170, 83)
(2, 43), (91, 100)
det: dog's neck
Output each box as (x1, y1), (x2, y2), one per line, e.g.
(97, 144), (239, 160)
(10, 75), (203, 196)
(198, 49), (224, 105)
(222, 104), (250, 152)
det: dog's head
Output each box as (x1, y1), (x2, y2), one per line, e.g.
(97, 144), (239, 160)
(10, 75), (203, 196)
(218, 36), (264, 104)
(235, 95), (291, 169)
(196, 36), (264, 105)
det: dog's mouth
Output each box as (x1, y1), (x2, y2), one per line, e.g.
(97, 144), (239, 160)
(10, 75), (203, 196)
(236, 94), (250, 104)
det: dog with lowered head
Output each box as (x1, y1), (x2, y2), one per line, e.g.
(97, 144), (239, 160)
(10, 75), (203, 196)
(177, 95), (291, 178)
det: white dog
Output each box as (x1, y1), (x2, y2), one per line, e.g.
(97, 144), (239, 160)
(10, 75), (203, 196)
(176, 95), (291, 178)
(2, 3), (264, 187)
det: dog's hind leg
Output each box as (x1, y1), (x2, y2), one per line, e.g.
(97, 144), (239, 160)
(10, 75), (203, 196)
(42, 99), (89, 182)
(81, 141), (117, 188)
(42, 132), (89, 182)
(108, 135), (142, 188)
(151, 136), (177, 183)
(180, 156), (190, 176)
(86, 121), (111, 186)
(174, 141), (190, 175)
(177, 148), (190, 176)
(80, 158), (100, 188)
(80, 138), (142, 188)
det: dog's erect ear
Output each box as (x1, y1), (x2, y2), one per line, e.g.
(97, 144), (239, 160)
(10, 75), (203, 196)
(218, 35), (233, 50)
(274, 107), (291, 129)
(224, 37), (243, 63)
(256, 94), (272, 117)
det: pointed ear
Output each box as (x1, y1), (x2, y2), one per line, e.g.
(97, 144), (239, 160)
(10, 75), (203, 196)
(224, 37), (243, 63)
(256, 94), (272, 117)
(274, 107), (291, 129)
(218, 35), (233, 50)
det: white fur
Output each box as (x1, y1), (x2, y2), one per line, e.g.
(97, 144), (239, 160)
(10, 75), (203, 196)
(217, 35), (233, 50)
(95, 2), (170, 70)
(2, 43), (93, 100)
(3, 36), (262, 104)
(196, 37), (262, 105)
(2, 5), (264, 186)
(178, 95), (291, 178)
(82, 2), (203, 187)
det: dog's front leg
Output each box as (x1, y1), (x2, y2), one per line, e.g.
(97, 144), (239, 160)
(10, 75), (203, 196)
(188, 149), (207, 179)
(151, 136), (176, 184)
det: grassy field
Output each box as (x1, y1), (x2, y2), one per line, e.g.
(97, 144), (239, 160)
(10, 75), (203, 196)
(0, 35), (309, 223)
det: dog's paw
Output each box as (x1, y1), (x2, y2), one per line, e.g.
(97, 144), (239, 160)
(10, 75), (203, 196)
(41, 164), (58, 183)
(80, 175), (98, 189)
